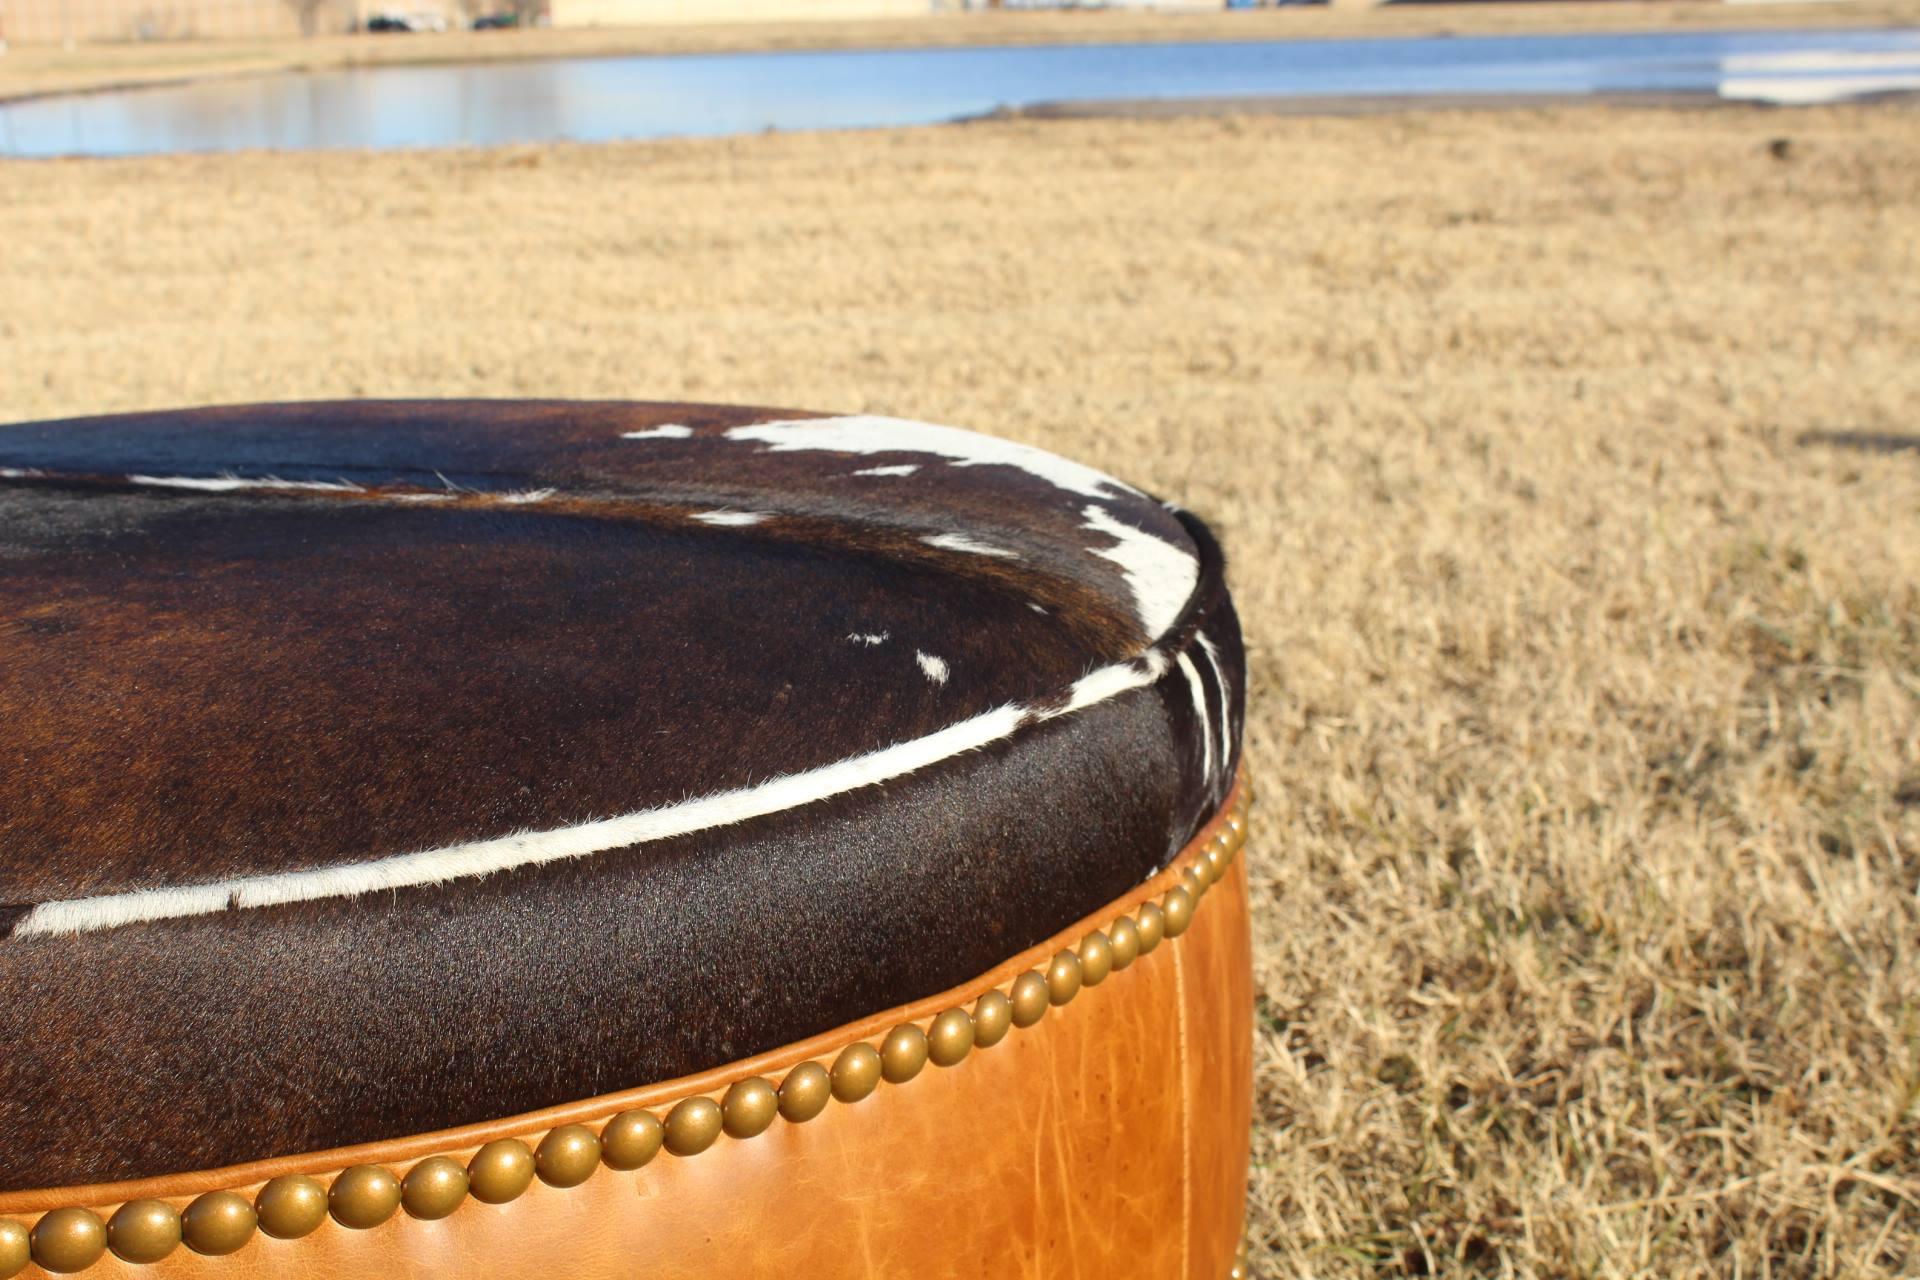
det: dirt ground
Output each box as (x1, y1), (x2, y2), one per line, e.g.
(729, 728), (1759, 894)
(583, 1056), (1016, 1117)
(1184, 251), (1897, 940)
(5, 0), (1920, 101)
(3, 101), (1919, 1276)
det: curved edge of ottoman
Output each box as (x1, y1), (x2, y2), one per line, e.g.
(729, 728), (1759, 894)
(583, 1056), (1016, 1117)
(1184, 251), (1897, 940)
(0, 773), (1257, 1280)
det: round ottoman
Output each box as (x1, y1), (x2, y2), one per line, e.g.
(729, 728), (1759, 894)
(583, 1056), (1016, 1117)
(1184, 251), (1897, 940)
(0, 401), (1253, 1279)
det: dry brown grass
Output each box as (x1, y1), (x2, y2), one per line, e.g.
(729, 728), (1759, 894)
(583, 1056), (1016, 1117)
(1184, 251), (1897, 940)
(7, 0), (1920, 101)
(3, 102), (1919, 1276)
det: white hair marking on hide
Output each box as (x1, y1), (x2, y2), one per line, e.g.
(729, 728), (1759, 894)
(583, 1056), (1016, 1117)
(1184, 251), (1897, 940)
(848, 632), (890, 647)
(915, 651), (950, 686)
(14, 700), (1035, 938)
(1176, 652), (1214, 785)
(921, 533), (1018, 559)
(1079, 505), (1199, 638)
(1038, 648), (1168, 722)
(1196, 632), (1234, 775)
(114, 474), (571, 508)
(128, 474), (365, 495)
(693, 510), (768, 527)
(723, 416), (1143, 502)
(620, 424), (694, 440)
(851, 464), (920, 478)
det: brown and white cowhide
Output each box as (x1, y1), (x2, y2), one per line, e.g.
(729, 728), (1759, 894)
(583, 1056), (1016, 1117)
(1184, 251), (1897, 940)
(0, 401), (1244, 1190)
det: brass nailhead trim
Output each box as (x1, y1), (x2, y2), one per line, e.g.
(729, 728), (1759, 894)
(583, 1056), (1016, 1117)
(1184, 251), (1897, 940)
(1108, 916), (1141, 970)
(535, 1124), (602, 1188)
(466, 1140), (535, 1205)
(830, 1041), (884, 1103)
(720, 1080), (780, 1140)
(971, 990), (1013, 1048)
(327, 1165), (401, 1230)
(776, 1062), (833, 1123)
(180, 1190), (256, 1256)
(105, 1199), (179, 1264)
(1045, 950), (1084, 1006)
(255, 1174), (327, 1239)
(600, 1109), (665, 1169)
(0, 781), (1252, 1276)
(662, 1097), (723, 1156)
(927, 1008), (975, 1067)
(31, 1207), (105, 1274)
(879, 1024), (930, 1084)
(1163, 886), (1196, 938)
(401, 1156), (470, 1221)
(1136, 901), (1167, 954)
(1009, 970), (1052, 1027)
(0, 1220), (26, 1280)
(1079, 930), (1115, 986)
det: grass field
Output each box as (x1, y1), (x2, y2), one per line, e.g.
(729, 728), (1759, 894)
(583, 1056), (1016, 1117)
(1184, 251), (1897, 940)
(3, 100), (1919, 1276)
(5, 0), (1920, 101)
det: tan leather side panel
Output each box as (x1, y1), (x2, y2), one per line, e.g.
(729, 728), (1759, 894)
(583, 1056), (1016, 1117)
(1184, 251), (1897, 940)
(37, 865), (1251, 1280)
(1183, 855), (1256, 1280)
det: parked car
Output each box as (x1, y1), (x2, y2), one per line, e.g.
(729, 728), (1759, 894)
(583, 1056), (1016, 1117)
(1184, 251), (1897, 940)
(364, 10), (448, 31)
(472, 12), (517, 28)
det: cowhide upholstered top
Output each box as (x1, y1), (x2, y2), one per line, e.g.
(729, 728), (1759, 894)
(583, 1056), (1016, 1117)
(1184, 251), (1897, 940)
(0, 401), (1244, 1191)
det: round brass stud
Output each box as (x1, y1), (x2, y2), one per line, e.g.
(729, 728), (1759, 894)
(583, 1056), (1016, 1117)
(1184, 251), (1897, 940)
(1163, 886), (1195, 938)
(722, 1078), (780, 1140)
(927, 1008), (974, 1067)
(0, 1220), (26, 1280)
(1079, 930), (1114, 987)
(831, 1042), (883, 1103)
(880, 1023), (929, 1084)
(1181, 865), (1205, 901)
(972, 990), (1013, 1049)
(0, 1219), (28, 1280)
(1108, 916), (1141, 970)
(536, 1124), (602, 1188)
(467, 1139), (536, 1205)
(1193, 844), (1219, 886)
(778, 1062), (832, 1123)
(1136, 902), (1167, 954)
(1009, 971), (1051, 1028)
(663, 1097), (724, 1156)
(401, 1156), (470, 1221)
(181, 1191), (256, 1257)
(601, 1110), (665, 1170)
(256, 1174), (329, 1239)
(30, 1208), (106, 1274)
(329, 1164), (401, 1230)
(1228, 1264), (1248, 1280)
(1203, 845), (1227, 885)
(107, 1199), (180, 1264)
(1046, 950), (1083, 1006)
